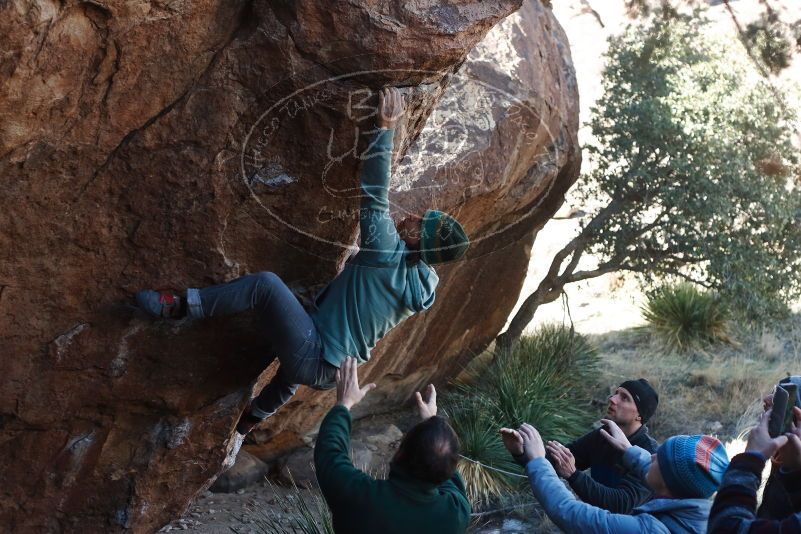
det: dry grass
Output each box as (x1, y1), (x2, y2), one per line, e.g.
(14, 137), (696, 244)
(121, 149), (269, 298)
(456, 456), (517, 506)
(588, 313), (801, 442)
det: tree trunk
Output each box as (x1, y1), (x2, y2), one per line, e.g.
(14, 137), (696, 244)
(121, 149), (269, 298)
(496, 280), (564, 351)
(495, 197), (630, 351)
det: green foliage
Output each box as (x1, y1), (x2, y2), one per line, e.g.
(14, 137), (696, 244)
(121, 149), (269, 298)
(794, 19), (801, 50)
(234, 475), (333, 534)
(448, 399), (518, 506)
(446, 325), (599, 505)
(623, 0), (688, 20)
(745, 12), (795, 74)
(579, 14), (801, 320)
(641, 282), (731, 352)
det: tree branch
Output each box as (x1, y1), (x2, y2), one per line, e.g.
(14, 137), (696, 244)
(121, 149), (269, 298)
(722, 0), (792, 113)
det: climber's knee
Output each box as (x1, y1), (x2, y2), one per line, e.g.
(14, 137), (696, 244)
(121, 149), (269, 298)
(253, 271), (280, 287)
(250, 271), (282, 299)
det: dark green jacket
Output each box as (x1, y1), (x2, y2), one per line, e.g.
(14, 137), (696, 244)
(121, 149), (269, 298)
(314, 405), (471, 534)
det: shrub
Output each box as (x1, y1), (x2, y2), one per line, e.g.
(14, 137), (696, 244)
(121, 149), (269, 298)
(641, 282), (731, 352)
(448, 395), (520, 506)
(235, 473), (333, 534)
(446, 324), (599, 505)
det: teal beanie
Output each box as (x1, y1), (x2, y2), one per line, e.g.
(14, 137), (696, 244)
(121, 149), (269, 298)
(657, 435), (729, 499)
(419, 210), (469, 265)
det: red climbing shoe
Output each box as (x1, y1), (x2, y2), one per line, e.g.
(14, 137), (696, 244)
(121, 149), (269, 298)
(135, 289), (184, 319)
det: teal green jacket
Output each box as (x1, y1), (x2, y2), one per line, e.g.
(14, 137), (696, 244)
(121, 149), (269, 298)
(310, 128), (438, 367)
(314, 405), (471, 534)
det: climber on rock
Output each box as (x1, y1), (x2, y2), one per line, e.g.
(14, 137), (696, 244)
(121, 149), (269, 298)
(135, 87), (470, 436)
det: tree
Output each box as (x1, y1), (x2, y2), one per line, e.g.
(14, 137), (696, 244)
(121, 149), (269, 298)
(497, 15), (801, 349)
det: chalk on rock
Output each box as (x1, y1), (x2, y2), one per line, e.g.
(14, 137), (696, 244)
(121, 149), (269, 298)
(222, 432), (245, 470)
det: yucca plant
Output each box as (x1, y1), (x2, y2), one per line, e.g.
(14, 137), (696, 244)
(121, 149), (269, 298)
(235, 472), (333, 534)
(446, 324), (599, 506)
(447, 396), (520, 505)
(641, 282), (731, 352)
(488, 330), (598, 441)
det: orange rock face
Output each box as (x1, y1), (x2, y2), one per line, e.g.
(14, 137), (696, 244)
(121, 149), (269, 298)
(0, 0), (577, 531)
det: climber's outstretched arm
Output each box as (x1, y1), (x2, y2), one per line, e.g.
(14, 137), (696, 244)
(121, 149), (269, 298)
(359, 87), (405, 258)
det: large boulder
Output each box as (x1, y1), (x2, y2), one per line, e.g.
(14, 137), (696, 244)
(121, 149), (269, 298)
(0, 0), (577, 531)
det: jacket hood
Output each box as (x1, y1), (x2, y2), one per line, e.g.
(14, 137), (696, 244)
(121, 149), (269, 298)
(388, 462), (439, 499)
(636, 498), (712, 534)
(403, 254), (438, 312)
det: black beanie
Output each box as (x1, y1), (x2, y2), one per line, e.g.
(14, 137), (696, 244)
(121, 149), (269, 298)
(619, 379), (659, 424)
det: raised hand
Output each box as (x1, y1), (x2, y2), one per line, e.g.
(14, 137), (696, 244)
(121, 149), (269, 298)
(414, 384), (437, 420)
(335, 357), (376, 410)
(776, 406), (801, 471)
(377, 87), (405, 129)
(599, 419), (633, 452)
(763, 392), (774, 412)
(500, 427), (525, 457)
(518, 423), (546, 462)
(746, 408), (789, 459)
(546, 440), (577, 478)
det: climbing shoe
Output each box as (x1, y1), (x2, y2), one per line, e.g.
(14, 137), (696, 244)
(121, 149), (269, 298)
(236, 405), (266, 436)
(135, 289), (185, 319)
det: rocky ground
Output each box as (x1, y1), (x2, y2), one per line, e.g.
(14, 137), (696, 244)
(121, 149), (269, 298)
(157, 410), (410, 533)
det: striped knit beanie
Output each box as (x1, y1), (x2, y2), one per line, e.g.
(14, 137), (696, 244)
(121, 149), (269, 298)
(419, 210), (469, 265)
(657, 435), (729, 499)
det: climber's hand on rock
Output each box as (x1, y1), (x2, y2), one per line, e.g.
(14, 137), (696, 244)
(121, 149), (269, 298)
(377, 87), (404, 129)
(415, 384), (437, 420)
(336, 357), (376, 410)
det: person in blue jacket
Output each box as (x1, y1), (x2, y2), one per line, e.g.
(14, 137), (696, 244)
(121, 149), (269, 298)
(500, 420), (729, 534)
(135, 87), (469, 435)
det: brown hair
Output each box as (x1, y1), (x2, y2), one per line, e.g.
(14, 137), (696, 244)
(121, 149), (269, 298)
(392, 416), (460, 485)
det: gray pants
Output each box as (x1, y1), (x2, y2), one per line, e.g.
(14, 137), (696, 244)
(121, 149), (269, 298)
(187, 272), (337, 418)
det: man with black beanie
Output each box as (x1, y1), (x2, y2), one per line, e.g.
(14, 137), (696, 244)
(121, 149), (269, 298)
(546, 378), (660, 514)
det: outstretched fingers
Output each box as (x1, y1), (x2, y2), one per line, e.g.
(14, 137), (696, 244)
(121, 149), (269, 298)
(499, 427), (524, 453)
(341, 356), (351, 384)
(348, 357), (360, 387)
(392, 88), (402, 118)
(415, 391), (425, 410)
(519, 423), (539, 442)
